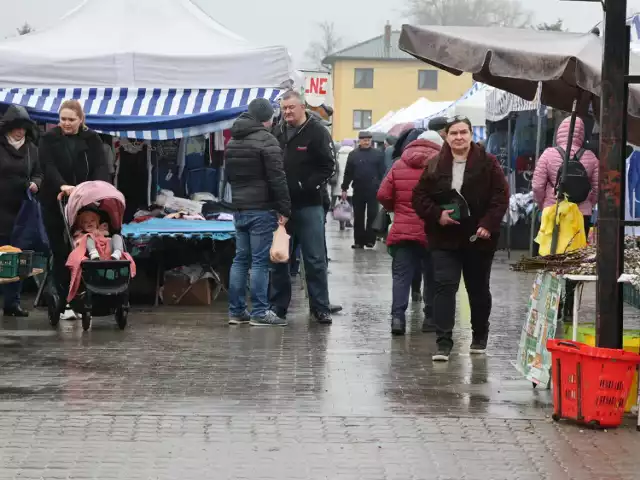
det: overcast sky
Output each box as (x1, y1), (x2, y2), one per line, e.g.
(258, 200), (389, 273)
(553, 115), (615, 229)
(0, 0), (637, 69)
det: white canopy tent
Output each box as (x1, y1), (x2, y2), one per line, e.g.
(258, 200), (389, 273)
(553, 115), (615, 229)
(369, 98), (452, 133)
(0, 0), (294, 139)
(0, 0), (293, 89)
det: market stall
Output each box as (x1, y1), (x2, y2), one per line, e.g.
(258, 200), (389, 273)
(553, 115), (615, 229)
(415, 81), (488, 142)
(0, 0), (296, 307)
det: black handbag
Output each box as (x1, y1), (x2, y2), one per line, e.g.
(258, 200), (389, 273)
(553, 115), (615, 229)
(372, 208), (390, 234)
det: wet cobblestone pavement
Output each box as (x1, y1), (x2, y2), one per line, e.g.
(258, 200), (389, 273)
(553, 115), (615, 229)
(1, 225), (639, 479)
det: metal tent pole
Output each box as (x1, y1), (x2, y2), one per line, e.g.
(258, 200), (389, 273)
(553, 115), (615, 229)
(597, 0), (627, 349)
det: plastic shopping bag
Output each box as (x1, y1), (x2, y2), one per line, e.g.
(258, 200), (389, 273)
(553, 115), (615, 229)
(332, 200), (353, 223)
(270, 225), (291, 263)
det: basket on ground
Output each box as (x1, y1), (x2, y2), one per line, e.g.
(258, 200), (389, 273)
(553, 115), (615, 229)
(546, 339), (640, 428)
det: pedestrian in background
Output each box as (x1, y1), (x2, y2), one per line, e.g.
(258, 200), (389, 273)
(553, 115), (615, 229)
(271, 90), (335, 325)
(532, 116), (598, 320)
(0, 106), (43, 317)
(332, 144), (354, 230)
(383, 135), (398, 173)
(378, 131), (442, 336)
(225, 98), (290, 327)
(413, 117), (508, 362)
(341, 131), (385, 249)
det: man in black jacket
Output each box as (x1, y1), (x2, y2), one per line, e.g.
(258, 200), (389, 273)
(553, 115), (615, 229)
(271, 90), (335, 325)
(225, 98), (291, 327)
(341, 131), (386, 248)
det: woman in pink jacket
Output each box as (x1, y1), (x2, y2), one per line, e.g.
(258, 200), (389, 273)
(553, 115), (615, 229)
(532, 116), (599, 320)
(532, 116), (599, 232)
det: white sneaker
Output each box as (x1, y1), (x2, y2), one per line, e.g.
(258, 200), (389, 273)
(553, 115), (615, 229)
(111, 250), (122, 260)
(60, 308), (78, 321)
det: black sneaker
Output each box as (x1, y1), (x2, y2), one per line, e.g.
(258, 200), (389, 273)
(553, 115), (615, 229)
(365, 243), (376, 249)
(311, 311), (333, 325)
(411, 291), (422, 302)
(391, 317), (406, 336)
(432, 345), (452, 362)
(3, 305), (29, 318)
(351, 244), (364, 249)
(228, 311), (250, 325)
(329, 304), (343, 314)
(470, 339), (488, 354)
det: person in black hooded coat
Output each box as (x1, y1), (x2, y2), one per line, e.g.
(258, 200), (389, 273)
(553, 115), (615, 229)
(0, 105), (44, 317)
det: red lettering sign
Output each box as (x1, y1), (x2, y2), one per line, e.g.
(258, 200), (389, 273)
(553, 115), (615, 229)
(305, 77), (328, 95)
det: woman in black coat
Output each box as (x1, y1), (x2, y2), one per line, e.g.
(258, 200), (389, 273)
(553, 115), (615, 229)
(0, 105), (44, 317)
(39, 100), (110, 313)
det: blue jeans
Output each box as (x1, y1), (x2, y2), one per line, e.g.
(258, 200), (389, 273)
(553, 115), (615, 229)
(270, 205), (330, 315)
(391, 242), (434, 321)
(0, 236), (21, 309)
(228, 210), (277, 319)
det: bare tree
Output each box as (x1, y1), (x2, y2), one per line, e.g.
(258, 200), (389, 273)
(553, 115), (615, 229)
(305, 21), (343, 70)
(406, 0), (532, 28)
(537, 19), (565, 31)
(16, 22), (34, 35)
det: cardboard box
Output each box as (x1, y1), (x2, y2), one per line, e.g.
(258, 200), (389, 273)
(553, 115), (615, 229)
(163, 275), (211, 306)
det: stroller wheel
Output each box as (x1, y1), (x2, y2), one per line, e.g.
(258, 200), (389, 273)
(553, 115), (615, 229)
(81, 312), (92, 332)
(115, 308), (128, 330)
(48, 302), (60, 328)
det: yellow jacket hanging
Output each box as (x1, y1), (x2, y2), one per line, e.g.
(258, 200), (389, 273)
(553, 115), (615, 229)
(535, 200), (587, 256)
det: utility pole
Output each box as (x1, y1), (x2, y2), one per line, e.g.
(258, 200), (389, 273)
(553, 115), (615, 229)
(596, 0), (627, 349)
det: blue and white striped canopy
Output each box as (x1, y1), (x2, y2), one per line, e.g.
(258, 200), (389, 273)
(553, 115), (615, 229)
(0, 87), (282, 140)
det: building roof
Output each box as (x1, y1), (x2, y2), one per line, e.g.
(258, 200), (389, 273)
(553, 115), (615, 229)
(323, 31), (415, 63)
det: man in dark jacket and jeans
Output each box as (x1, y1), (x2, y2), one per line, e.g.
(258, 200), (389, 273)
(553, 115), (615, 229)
(270, 90), (335, 325)
(342, 131), (386, 249)
(225, 98), (291, 327)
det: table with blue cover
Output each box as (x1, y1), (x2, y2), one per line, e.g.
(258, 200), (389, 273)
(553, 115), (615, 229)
(121, 218), (236, 306)
(122, 218), (235, 242)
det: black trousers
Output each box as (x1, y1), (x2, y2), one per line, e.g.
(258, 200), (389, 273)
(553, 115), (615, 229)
(42, 206), (70, 305)
(432, 249), (495, 349)
(352, 192), (378, 246)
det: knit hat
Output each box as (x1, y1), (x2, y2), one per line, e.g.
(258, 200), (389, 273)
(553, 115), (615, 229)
(418, 130), (444, 146)
(248, 98), (275, 123)
(427, 116), (448, 132)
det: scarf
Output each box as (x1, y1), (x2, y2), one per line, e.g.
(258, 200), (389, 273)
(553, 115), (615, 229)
(6, 135), (25, 151)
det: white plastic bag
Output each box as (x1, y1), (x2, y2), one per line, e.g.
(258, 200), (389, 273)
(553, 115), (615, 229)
(270, 225), (290, 263)
(333, 200), (353, 223)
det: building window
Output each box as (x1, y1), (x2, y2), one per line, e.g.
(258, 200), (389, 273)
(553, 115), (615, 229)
(418, 70), (438, 90)
(353, 110), (373, 130)
(354, 68), (374, 89)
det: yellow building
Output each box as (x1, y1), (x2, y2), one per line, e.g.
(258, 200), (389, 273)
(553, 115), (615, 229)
(324, 26), (473, 141)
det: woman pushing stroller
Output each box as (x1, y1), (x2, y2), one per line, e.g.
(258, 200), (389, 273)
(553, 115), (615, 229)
(39, 100), (111, 317)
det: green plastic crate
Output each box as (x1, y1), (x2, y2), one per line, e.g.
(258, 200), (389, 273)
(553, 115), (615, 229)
(623, 282), (640, 309)
(32, 253), (48, 271)
(0, 251), (33, 279)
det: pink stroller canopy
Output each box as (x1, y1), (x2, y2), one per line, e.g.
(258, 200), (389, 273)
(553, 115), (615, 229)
(65, 181), (126, 231)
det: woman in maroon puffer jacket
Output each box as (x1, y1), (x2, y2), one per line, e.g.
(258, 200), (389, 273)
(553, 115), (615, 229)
(377, 133), (442, 335)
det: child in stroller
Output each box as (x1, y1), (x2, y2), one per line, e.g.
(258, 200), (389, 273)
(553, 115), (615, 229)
(48, 181), (135, 331)
(75, 206), (125, 261)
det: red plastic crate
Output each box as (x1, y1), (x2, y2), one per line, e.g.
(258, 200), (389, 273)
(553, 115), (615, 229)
(546, 339), (640, 428)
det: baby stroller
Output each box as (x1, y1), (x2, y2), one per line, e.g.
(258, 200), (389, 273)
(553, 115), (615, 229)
(49, 181), (133, 331)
